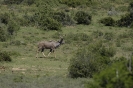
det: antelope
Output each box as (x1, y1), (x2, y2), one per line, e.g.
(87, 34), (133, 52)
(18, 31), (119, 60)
(36, 37), (64, 58)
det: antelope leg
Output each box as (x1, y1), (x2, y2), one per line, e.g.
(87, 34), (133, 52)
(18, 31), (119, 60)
(48, 52), (51, 57)
(42, 52), (46, 57)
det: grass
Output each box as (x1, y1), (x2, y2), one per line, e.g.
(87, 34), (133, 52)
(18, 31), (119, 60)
(0, 0), (133, 87)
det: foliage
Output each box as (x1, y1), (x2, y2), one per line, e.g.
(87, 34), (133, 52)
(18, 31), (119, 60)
(99, 17), (115, 26)
(0, 51), (12, 62)
(87, 57), (133, 88)
(74, 11), (92, 25)
(68, 41), (115, 78)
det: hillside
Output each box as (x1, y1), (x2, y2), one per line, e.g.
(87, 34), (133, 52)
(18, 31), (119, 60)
(0, 0), (133, 88)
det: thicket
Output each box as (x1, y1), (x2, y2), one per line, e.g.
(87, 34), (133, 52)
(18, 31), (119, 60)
(68, 41), (116, 78)
(87, 57), (133, 88)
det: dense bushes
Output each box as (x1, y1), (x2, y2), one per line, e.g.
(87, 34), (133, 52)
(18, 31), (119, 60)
(74, 11), (92, 25)
(68, 41), (116, 78)
(0, 51), (12, 62)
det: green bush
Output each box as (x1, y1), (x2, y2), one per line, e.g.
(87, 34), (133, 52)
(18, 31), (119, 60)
(7, 20), (20, 35)
(53, 11), (75, 26)
(74, 11), (92, 25)
(39, 17), (61, 30)
(68, 41), (114, 78)
(116, 13), (133, 27)
(99, 17), (115, 26)
(0, 51), (12, 62)
(33, 5), (61, 30)
(99, 46), (116, 57)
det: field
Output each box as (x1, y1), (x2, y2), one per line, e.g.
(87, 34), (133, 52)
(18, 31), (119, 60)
(0, 0), (133, 88)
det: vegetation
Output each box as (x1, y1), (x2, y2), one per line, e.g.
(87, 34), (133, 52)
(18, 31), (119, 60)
(69, 41), (116, 78)
(0, 0), (133, 88)
(74, 11), (91, 25)
(0, 51), (12, 62)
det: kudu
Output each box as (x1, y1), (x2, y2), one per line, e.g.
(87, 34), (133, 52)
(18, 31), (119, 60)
(36, 37), (64, 58)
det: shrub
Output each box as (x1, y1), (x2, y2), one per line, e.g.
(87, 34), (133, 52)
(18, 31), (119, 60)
(74, 11), (92, 25)
(33, 5), (62, 30)
(99, 46), (116, 57)
(68, 41), (114, 78)
(0, 51), (12, 62)
(53, 11), (75, 26)
(99, 17), (115, 26)
(0, 12), (10, 25)
(39, 17), (61, 30)
(116, 13), (133, 27)
(7, 20), (20, 35)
